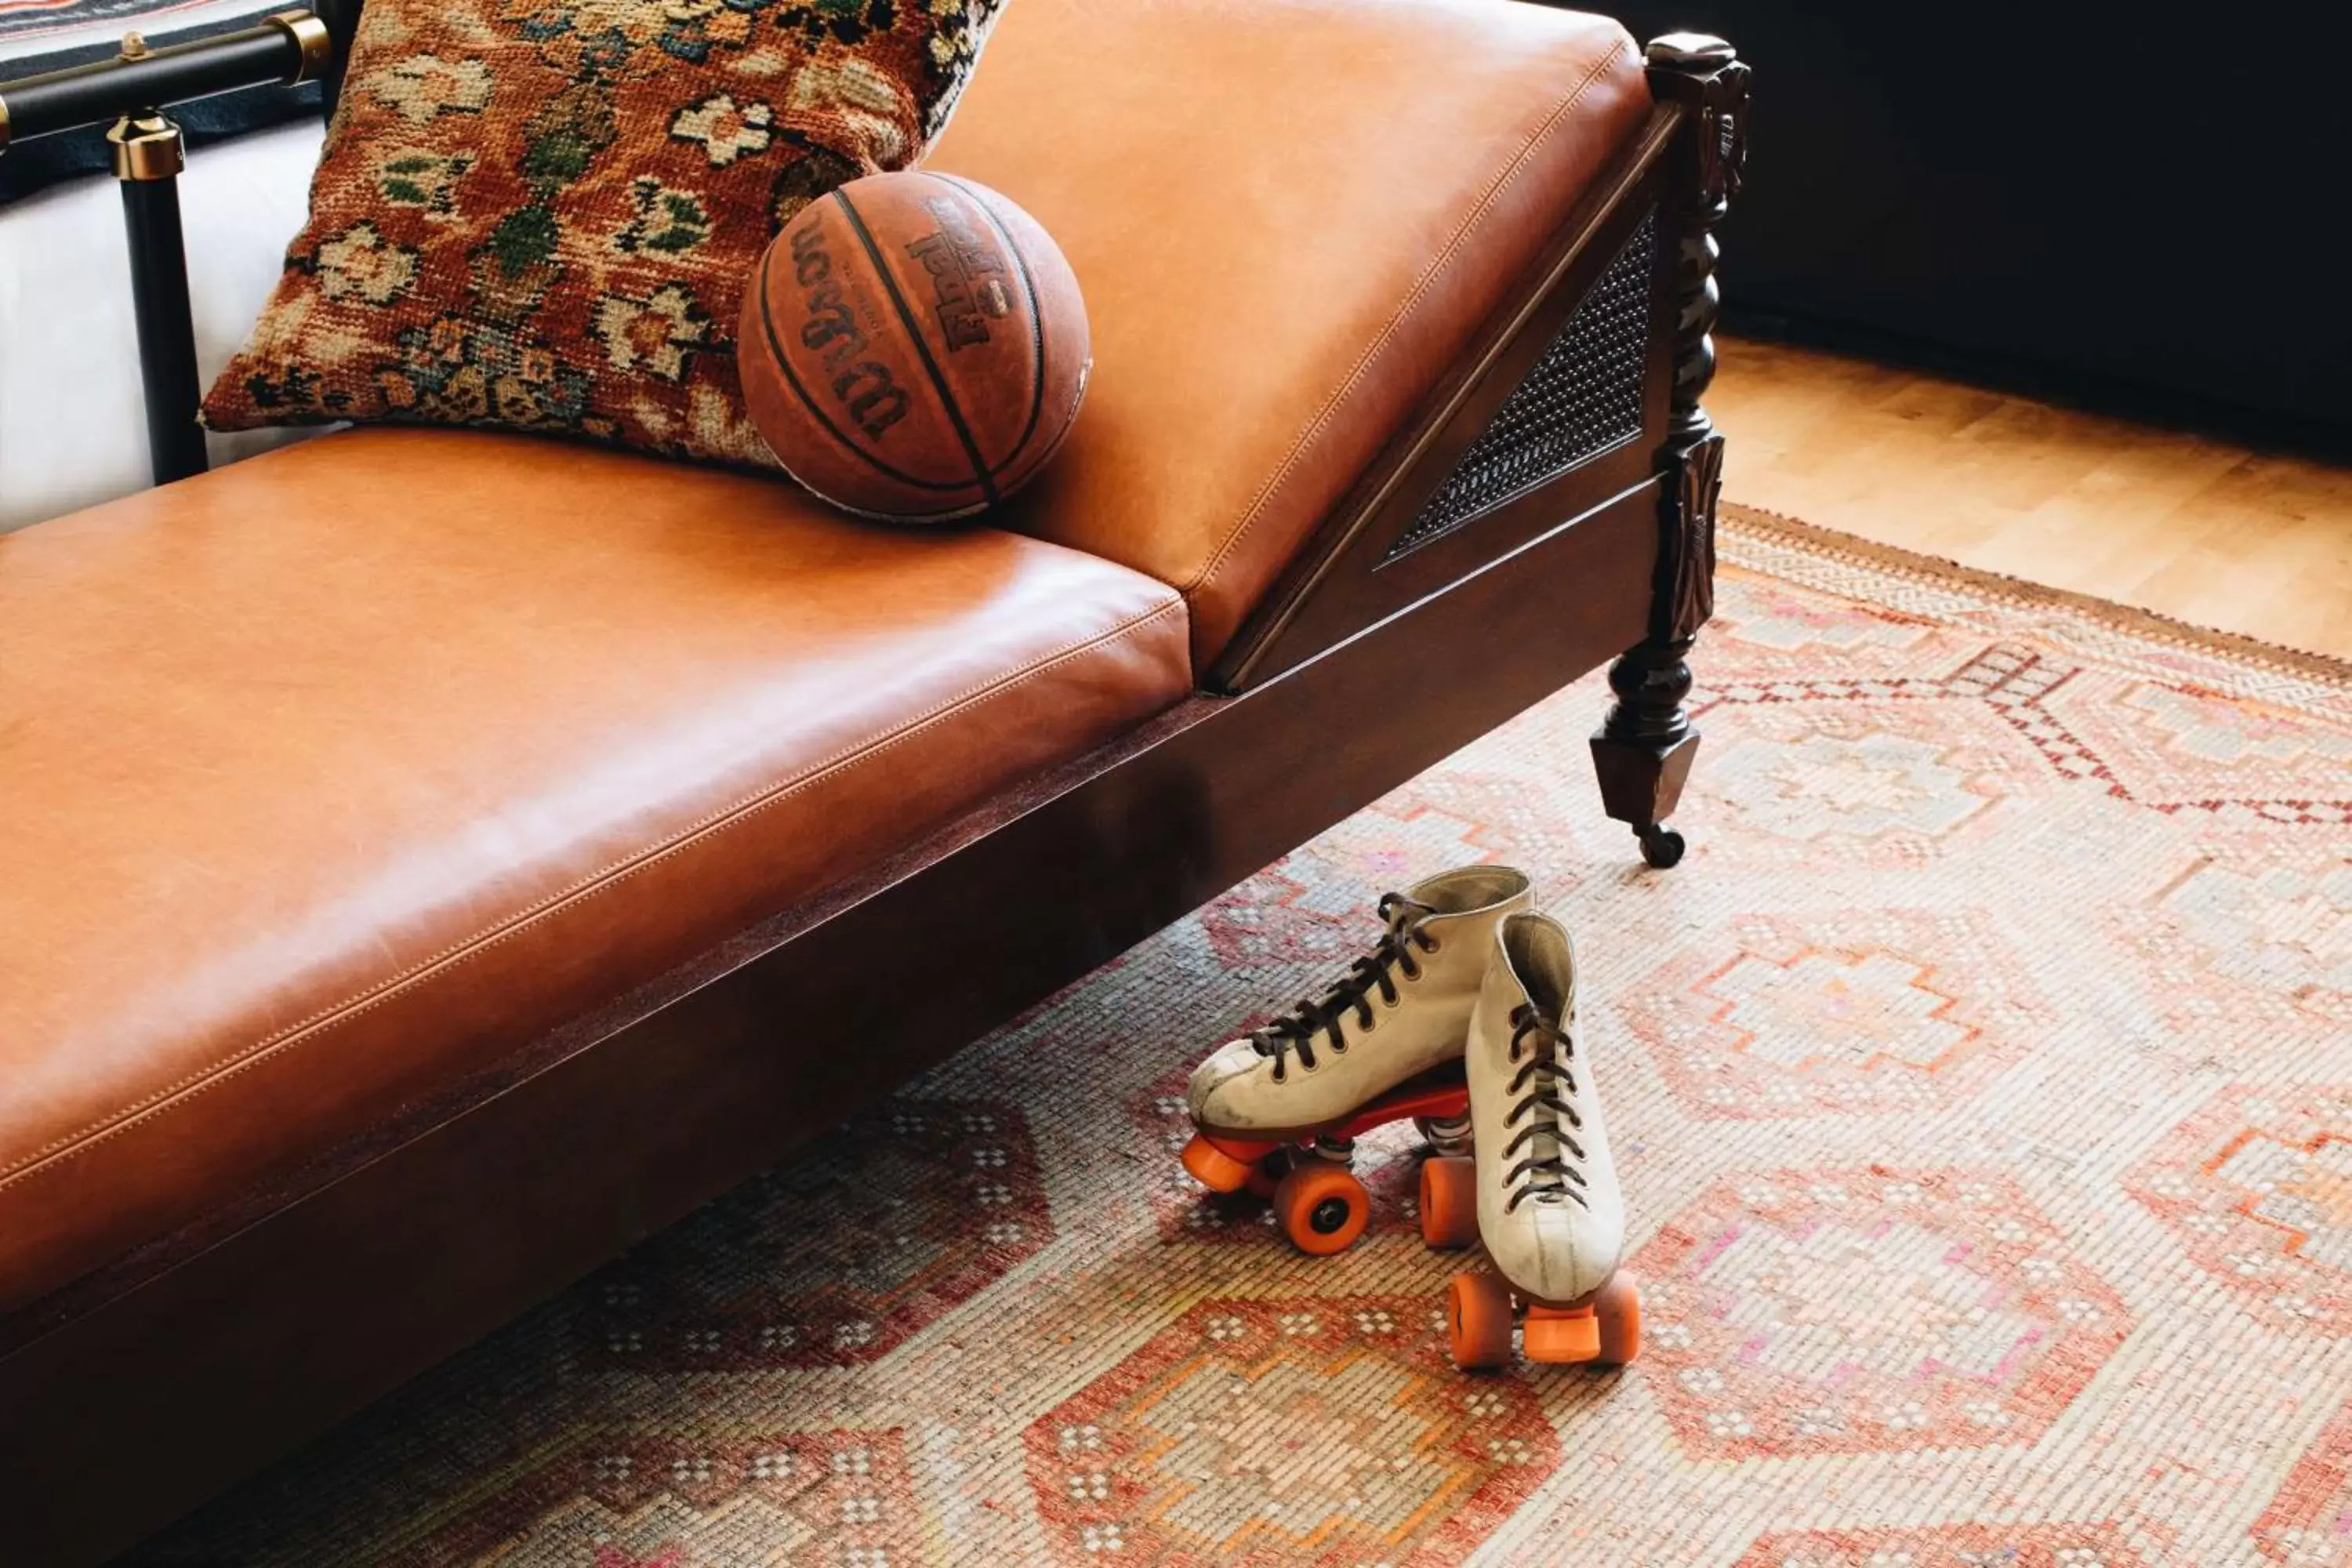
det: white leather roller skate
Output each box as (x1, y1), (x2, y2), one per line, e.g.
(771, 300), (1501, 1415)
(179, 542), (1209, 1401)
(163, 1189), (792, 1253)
(1179, 865), (1533, 1254)
(1417, 911), (1640, 1369)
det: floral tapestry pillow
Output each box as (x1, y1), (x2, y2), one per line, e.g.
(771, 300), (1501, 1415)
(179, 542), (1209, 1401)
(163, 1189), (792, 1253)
(202, 0), (1002, 466)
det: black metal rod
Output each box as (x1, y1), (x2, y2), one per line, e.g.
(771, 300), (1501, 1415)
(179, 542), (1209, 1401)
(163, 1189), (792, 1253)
(121, 172), (209, 485)
(2, 26), (298, 143)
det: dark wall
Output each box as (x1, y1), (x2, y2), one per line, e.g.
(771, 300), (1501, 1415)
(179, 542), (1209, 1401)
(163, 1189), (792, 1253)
(1605, 2), (2352, 443)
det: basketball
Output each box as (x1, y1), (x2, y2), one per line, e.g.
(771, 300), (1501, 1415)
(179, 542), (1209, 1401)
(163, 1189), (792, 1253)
(738, 171), (1091, 523)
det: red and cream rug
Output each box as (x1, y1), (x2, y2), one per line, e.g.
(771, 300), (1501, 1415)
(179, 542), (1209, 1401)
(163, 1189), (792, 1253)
(136, 508), (2352, 1566)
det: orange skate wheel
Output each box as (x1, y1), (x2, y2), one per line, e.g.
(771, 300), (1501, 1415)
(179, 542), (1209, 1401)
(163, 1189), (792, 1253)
(1593, 1271), (1642, 1365)
(1271, 1163), (1370, 1255)
(1447, 1272), (1514, 1370)
(1522, 1303), (1602, 1363)
(1180, 1134), (1260, 1194)
(1417, 1155), (1479, 1250)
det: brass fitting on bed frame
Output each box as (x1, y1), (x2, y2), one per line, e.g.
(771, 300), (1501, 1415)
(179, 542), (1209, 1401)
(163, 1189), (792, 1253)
(0, 92), (12, 155)
(266, 10), (334, 85)
(106, 111), (184, 181)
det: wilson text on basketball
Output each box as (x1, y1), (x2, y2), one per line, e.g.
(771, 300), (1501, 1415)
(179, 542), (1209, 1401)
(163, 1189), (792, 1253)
(789, 216), (909, 438)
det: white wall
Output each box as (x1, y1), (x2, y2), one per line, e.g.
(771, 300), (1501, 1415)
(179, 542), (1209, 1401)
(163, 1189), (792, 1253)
(0, 118), (326, 532)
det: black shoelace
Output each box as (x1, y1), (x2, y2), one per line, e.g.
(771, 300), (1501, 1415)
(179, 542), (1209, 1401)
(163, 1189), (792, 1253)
(1250, 894), (1439, 1080)
(1501, 1003), (1587, 1211)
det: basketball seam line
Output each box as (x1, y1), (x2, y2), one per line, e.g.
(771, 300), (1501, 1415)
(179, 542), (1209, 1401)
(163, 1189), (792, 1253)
(930, 172), (1049, 482)
(755, 225), (969, 494)
(833, 189), (1000, 509)
(1187, 35), (1635, 605)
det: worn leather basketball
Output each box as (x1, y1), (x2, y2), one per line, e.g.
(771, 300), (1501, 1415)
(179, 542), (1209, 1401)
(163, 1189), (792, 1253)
(739, 171), (1091, 523)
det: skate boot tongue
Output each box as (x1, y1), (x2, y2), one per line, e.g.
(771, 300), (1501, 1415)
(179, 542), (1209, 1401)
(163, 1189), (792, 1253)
(1497, 920), (1586, 1212)
(1246, 892), (1439, 1078)
(1407, 864), (1530, 917)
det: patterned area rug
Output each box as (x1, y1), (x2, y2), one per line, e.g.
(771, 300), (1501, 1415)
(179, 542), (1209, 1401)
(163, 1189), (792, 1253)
(134, 506), (2352, 1566)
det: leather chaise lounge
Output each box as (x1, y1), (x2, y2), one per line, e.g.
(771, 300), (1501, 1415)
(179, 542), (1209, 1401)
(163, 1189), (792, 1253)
(0, 0), (1747, 1558)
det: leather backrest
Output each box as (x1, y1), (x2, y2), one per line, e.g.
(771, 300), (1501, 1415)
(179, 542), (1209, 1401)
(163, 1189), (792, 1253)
(927, 0), (1651, 670)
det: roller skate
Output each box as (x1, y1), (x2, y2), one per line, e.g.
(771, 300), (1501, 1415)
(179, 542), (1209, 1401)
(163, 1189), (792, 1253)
(1180, 865), (1534, 1255)
(1417, 912), (1641, 1370)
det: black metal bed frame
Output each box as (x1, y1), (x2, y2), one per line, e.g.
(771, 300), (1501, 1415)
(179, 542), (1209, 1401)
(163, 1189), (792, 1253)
(0, 2), (356, 484)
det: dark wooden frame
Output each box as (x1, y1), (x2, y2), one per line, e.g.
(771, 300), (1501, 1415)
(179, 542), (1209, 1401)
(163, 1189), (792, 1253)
(0, 26), (1745, 1565)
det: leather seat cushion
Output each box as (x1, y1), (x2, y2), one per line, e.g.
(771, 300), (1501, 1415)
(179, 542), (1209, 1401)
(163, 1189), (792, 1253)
(927, 0), (1652, 668)
(0, 427), (1192, 1313)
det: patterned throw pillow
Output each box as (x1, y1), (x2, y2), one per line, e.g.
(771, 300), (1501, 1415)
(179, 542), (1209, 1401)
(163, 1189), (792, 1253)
(202, 0), (1001, 466)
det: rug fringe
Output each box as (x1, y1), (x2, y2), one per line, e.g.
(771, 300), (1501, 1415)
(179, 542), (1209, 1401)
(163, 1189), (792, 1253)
(1722, 500), (2352, 686)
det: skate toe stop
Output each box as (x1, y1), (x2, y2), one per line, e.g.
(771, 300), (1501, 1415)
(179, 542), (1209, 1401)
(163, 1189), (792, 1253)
(1180, 1134), (1256, 1193)
(1522, 1307), (1602, 1363)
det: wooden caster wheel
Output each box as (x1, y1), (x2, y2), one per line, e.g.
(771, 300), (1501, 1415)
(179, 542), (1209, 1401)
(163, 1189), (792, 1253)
(1637, 823), (1686, 869)
(1417, 1155), (1479, 1249)
(1447, 1272), (1515, 1370)
(1272, 1162), (1370, 1255)
(1593, 1270), (1642, 1365)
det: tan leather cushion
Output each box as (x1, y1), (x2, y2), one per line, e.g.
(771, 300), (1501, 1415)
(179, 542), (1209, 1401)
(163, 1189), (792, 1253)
(0, 428), (1191, 1312)
(927, 0), (1651, 666)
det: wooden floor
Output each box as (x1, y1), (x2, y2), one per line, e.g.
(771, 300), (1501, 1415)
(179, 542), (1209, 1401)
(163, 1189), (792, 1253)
(1708, 337), (2352, 662)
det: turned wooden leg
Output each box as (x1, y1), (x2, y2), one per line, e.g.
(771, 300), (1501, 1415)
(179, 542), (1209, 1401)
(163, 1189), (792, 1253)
(1592, 33), (1745, 869)
(1590, 637), (1697, 867)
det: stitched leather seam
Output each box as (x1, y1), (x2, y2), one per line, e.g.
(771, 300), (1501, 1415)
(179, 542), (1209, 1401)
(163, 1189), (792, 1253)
(1186, 35), (1632, 604)
(0, 593), (1188, 1192)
